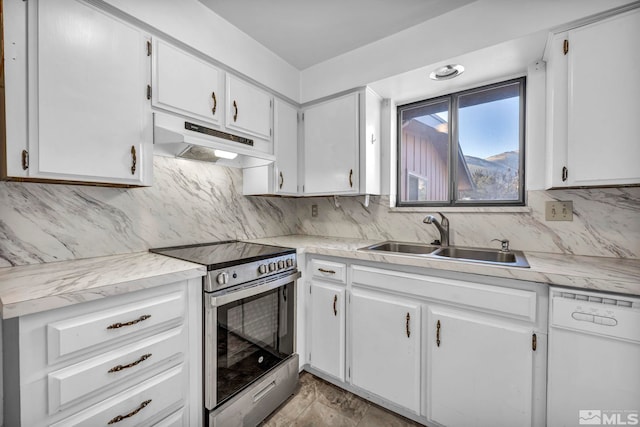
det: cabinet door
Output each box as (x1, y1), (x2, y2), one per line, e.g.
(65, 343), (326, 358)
(547, 10), (640, 188)
(350, 288), (420, 413)
(309, 281), (346, 381)
(274, 99), (299, 195)
(566, 9), (640, 187)
(426, 306), (534, 427)
(303, 93), (359, 195)
(29, 0), (152, 185)
(226, 75), (272, 140)
(152, 40), (221, 126)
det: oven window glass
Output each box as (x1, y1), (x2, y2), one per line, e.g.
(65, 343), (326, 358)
(216, 281), (294, 404)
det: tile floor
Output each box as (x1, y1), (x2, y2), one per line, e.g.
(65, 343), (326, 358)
(261, 372), (424, 427)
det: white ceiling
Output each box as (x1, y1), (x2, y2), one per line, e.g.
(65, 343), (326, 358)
(197, 0), (475, 70)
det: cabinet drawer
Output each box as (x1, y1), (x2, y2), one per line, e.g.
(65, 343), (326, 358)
(47, 290), (185, 363)
(153, 407), (187, 427)
(310, 259), (347, 283)
(49, 365), (186, 427)
(352, 265), (537, 321)
(48, 326), (185, 414)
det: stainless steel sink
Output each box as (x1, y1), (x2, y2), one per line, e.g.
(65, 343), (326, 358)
(432, 246), (530, 268)
(360, 241), (440, 255)
(358, 241), (530, 268)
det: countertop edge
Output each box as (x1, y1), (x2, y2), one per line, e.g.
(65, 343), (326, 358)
(0, 253), (206, 319)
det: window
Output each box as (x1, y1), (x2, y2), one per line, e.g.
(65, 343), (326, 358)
(397, 78), (525, 206)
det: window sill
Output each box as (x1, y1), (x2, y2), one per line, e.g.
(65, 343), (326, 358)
(389, 206), (532, 214)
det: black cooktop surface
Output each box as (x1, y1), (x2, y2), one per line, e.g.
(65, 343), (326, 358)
(150, 241), (296, 270)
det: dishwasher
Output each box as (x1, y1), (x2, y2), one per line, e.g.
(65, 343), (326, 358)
(547, 287), (640, 427)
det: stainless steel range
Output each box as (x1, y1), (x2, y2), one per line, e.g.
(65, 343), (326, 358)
(151, 241), (300, 426)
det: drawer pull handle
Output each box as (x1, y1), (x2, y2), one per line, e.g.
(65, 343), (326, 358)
(333, 295), (338, 316)
(318, 268), (336, 274)
(406, 312), (411, 338)
(108, 353), (152, 373)
(436, 320), (441, 347)
(107, 399), (151, 424)
(107, 314), (151, 330)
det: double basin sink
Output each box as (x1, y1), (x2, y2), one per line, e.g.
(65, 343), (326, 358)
(359, 241), (530, 268)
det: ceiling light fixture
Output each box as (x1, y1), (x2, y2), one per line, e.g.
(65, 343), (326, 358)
(429, 64), (464, 81)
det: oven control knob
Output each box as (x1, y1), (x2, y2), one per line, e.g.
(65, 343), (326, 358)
(268, 262), (276, 272)
(216, 272), (229, 285)
(258, 264), (268, 274)
(286, 259), (294, 267)
(277, 260), (285, 270)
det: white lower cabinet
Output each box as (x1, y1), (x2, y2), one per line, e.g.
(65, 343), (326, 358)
(350, 288), (421, 413)
(3, 279), (202, 427)
(426, 306), (535, 427)
(305, 257), (547, 426)
(309, 280), (346, 381)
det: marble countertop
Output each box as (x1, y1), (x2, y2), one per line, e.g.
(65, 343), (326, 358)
(247, 235), (640, 296)
(0, 252), (205, 319)
(0, 234), (638, 319)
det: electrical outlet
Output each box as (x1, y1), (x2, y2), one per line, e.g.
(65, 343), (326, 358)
(311, 204), (318, 217)
(545, 201), (573, 221)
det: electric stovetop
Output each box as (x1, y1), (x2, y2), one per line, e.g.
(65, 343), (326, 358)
(150, 241), (296, 270)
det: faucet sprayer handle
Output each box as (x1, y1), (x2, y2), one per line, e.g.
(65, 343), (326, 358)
(492, 238), (510, 252)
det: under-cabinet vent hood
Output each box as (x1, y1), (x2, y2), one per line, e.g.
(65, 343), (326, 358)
(153, 113), (274, 168)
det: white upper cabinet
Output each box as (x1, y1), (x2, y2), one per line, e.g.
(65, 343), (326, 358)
(302, 88), (381, 196)
(545, 9), (640, 188)
(274, 99), (299, 195)
(17, 0), (153, 186)
(225, 75), (272, 141)
(426, 305), (535, 427)
(152, 40), (222, 126)
(242, 98), (298, 195)
(303, 92), (359, 195)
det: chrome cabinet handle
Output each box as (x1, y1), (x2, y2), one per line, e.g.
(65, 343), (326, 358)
(318, 268), (336, 274)
(279, 171), (284, 189)
(333, 295), (338, 316)
(349, 169), (353, 187)
(436, 320), (441, 347)
(108, 353), (152, 373)
(130, 146), (137, 175)
(211, 91), (217, 115)
(233, 100), (238, 122)
(406, 312), (411, 338)
(108, 399), (152, 424)
(107, 314), (151, 330)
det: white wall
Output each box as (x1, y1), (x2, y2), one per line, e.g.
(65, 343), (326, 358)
(102, 0), (300, 102)
(300, 0), (636, 102)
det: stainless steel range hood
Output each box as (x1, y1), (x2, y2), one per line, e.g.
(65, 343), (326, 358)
(153, 113), (274, 168)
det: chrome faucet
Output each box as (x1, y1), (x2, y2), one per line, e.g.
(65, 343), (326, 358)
(492, 238), (510, 252)
(423, 213), (449, 246)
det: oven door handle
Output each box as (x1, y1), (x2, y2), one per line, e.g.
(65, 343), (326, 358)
(209, 271), (301, 307)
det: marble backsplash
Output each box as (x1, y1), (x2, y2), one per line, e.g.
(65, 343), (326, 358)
(296, 188), (640, 259)
(0, 156), (298, 267)
(1, 157), (638, 268)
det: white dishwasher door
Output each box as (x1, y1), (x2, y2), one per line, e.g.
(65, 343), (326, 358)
(547, 287), (640, 427)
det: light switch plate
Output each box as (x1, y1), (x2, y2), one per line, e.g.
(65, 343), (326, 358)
(311, 204), (318, 217)
(545, 201), (573, 221)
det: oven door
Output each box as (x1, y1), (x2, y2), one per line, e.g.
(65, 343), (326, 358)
(204, 271), (299, 410)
